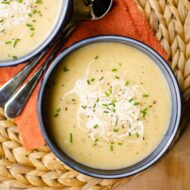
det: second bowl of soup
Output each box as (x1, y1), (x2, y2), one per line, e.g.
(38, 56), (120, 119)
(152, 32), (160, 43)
(38, 36), (181, 178)
(0, 0), (70, 66)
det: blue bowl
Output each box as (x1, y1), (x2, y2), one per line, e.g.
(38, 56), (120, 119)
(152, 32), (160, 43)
(38, 36), (181, 179)
(0, 0), (71, 67)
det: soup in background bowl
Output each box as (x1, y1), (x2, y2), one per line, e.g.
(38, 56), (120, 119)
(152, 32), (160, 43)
(38, 36), (181, 178)
(0, 0), (70, 66)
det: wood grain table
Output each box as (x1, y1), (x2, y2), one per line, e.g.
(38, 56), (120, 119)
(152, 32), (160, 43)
(113, 122), (190, 190)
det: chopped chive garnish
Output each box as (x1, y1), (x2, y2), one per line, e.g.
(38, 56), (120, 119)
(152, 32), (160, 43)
(94, 138), (99, 143)
(141, 108), (148, 118)
(13, 38), (20, 48)
(93, 124), (98, 129)
(0, 29), (5, 33)
(115, 117), (118, 126)
(70, 133), (73, 143)
(134, 102), (140, 106)
(32, 9), (37, 14)
(143, 94), (149, 98)
(111, 99), (117, 107)
(112, 108), (116, 113)
(91, 78), (95, 82)
(96, 98), (100, 102)
(105, 92), (110, 97)
(113, 128), (119, 132)
(30, 32), (35, 37)
(54, 113), (59, 118)
(104, 111), (109, 113)
(99, 76), (104, 81)
(56, 108), (61, 112)
(128, 98), (133, 102)
(1, 1), (10, 4)
(112, 68), (118, 72)
(63, 66), (69, 72)
(136, 133), (140, 138)
(118, 142), (123, 145)
(129, 132), (132, 136)
(81, 105), (87, 109)
(110, 144), (114, 151)
(35, 0), (42, 4)
(26, 23), (33, 27)
(125, 81), (129, 86)
(87, 80), (90, 85)
(115, 76), (120, 79)
(95, 55), (99, 60)
(12, 55), (17, 59)
(5, 41), (12, 44)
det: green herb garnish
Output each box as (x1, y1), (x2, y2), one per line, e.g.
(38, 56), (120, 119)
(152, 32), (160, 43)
(115, 117), (118, 126)
(54, 113), (59, 118)
(87, 80), (90, 85)
(113, 128), (119, 132)
(70, 133), (73, 143)
(128, 98), (133, 103)
(125, 81), (129, 86)
(141, 108), (148, 118)
(99, 76), (104, 81)
(110, 144), (114, 151)
(93, 124), (98, 129)
(81, 105), (87, 109)
(13, 38), (20, 48)
(63, 66), (69, 72)
(143, 94), (149, 98)
(134, 102), (140, 106)
(112, 68), (118, 72)
(95, 55), (99, 60)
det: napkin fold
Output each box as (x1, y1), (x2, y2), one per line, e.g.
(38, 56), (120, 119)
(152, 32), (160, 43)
(0, 0), (167, 150)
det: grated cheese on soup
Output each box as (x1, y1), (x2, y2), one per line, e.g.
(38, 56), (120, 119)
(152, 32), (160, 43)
(62, 60), (149, 145)
(0, 0), (33, 32)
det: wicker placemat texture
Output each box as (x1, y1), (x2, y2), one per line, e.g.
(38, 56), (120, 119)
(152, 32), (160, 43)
(0, 0), (190, 189)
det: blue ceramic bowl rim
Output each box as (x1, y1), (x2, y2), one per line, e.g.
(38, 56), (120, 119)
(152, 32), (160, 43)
(38, 35), (181, 179)
(0, 0), (70, 67)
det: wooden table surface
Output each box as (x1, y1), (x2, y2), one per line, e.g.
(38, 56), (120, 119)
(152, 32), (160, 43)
(113, 122), (190, 190)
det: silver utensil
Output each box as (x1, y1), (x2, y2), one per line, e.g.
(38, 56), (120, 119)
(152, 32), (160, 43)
(3, 0), (113, 118)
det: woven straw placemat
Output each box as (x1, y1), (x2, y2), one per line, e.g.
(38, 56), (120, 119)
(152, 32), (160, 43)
(0, 0), (190, 189)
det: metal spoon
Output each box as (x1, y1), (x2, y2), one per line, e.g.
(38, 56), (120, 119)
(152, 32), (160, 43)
(4, 0), (113, 118)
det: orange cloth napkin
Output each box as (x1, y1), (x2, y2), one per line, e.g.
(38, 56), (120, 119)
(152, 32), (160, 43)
(0, 0), (167, 150)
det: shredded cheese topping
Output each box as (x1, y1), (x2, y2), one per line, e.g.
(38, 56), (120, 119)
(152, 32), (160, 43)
(0, 0), (33, 32)
(62, 60), (149, 145)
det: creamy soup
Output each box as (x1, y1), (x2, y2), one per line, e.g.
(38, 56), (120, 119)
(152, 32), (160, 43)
(45, 42), (171, 170)
(0, 0), (63, 60)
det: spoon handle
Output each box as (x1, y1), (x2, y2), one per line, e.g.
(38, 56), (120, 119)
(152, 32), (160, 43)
(4, 59), (49, 118)
(0, 22), (71, 109)
(0, 52), (46, 107)
(4, 23), (78, 118)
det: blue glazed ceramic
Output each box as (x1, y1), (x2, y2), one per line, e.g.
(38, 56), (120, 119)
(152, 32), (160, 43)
(38, 36), (181, 179)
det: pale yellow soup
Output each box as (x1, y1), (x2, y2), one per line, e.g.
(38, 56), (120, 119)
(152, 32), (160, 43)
(45, 42), (171, 170)
(0, 0), (63, 60)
